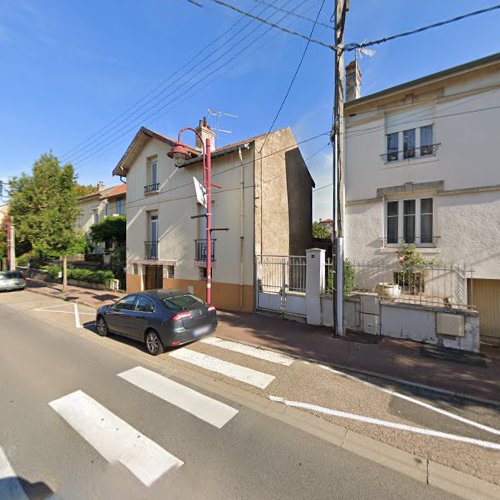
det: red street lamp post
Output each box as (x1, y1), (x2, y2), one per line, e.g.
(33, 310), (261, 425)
(168, 128), (215, 305)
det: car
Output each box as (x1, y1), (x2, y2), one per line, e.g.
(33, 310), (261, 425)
(0, 270), (27, 291)
(95, 289), (218, 355)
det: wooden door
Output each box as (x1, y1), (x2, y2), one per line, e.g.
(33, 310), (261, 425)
(144, 265), (163, 290)
(469, 278), (500, 345)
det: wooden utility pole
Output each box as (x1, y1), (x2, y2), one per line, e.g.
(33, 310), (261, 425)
(331, 0), (348, 336)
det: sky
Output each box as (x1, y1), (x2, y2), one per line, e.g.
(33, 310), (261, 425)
(0, 0), (499, 219)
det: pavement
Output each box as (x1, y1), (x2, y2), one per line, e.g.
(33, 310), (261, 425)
(26, 279), (500, 404)
(0, 291), (465, 500)
(2, 286), (500, 498)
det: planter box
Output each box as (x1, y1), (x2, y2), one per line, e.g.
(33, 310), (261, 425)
(376, 282), (401, 298)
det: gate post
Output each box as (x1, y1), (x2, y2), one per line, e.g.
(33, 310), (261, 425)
(306, 248), (325, 325)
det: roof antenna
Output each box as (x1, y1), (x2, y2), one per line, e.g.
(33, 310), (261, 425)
(207, 109), (238, 148)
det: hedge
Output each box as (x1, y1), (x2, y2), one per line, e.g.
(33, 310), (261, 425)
(68, 268), (115, 285)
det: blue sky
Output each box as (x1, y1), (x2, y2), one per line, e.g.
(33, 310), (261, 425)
(0, 0), (499, 219)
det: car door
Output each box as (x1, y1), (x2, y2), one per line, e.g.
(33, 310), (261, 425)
(127, 295), (156, 341)
(106, 295), (138, 337)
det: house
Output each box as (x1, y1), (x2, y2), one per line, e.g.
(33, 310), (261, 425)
(112, 120), (314, 312)
(318, 218), (334, 233)
(76, 182), (126, 254)
(344, 53), (500, 345)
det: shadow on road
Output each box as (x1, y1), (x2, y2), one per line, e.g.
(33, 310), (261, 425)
(0, 476), (53, 499)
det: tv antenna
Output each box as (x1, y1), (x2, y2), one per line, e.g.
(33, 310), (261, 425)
(207, 109), (238, 148)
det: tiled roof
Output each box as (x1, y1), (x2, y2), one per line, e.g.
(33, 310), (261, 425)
(101, 184), (126, 199)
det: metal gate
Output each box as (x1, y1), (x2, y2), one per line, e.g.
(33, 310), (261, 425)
(256, 256), (307, 316)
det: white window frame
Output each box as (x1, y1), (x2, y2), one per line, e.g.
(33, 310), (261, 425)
(384, 197), (435, 247)
(385, 124), (435, 163)
(115, 198), (124, 215)
(147, 157), (158, 189)
(92, 209), (99, 225)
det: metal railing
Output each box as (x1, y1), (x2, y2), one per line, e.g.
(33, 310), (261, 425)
(144, 241), (158, 260)
(195, 239), (216, 262)
(324, 258), (335, 294)
(256, 255), (307, 293)
(144, 183), (160, 194)
(381, 236), (440, 246)
(380, 143), (441, 162)
(346, 260), (474, 310)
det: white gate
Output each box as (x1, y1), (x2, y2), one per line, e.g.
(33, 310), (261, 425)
(256, 255), (307, 316)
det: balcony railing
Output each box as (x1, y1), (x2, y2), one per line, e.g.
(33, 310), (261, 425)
(195, 239), (216, 262)
(144, 241), (158, 260)
(380, 143), (441, 163)
(144, 183), (160, 194)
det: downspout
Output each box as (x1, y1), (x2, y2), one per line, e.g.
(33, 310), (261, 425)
(239, 145), (249, 310)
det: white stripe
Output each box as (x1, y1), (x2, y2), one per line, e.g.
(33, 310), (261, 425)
(49, 390), (183, 486)
(169, 349), (275, 389)
(73, 303), (82, 328)
(201, 337), (294, 366)
(118, 366), (238, 428)
(318, 365), (500, 436)
(0, 447), (29, 500)
(270, 396), (500, 452)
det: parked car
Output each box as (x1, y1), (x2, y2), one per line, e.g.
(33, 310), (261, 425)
(0, 270), (26, 291)
(95, 289), (217, 355)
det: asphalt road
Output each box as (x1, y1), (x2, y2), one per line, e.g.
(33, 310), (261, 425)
(0, 291), (459, 500)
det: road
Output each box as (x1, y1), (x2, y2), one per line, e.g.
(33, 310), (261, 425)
(0, 291), (463, 499)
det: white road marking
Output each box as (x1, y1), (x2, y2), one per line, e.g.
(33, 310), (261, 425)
(0, 447), (29, 500)
(118, 366), (238, 428)
(318, 365), (500, 436)
(49, 390), (183, 486)
(201, 337), (294, 366)
(73, 303), (82, 328)
(270, 396), (500, 452)
(169, 349), (275, 389)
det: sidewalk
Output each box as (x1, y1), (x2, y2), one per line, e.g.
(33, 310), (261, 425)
(26, 279), (500, 404)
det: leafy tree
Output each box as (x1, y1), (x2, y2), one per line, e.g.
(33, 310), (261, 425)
(73, 183), (98, 198)
(312, 221), (331, 239)
(89, 216), (126, 246)
(9, 153), (80, 288)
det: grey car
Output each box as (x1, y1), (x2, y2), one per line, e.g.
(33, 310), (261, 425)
(95, 289), (218, 355)
(0, 270), (26, 291)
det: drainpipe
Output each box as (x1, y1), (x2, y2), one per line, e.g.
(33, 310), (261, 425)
(238, 145), (249, 310)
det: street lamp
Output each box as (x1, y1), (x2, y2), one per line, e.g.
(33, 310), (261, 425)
(168, 128), (214, 305)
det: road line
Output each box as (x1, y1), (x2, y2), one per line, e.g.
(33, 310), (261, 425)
(270, 396), (500, 452)
(0, 447), (29, 500)
(201, 337), (294, 366)
(318, 365), (500, 436)
(169, 349), (275, 389)
(73, 303), (82, 328)
(118, 366), (238, 428)
(49, 390), (183, 486)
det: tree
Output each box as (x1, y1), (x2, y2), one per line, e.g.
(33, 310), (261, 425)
(89, 216), (126, 246)
(312, 221), (331, 239)
(73, 183), (98, 198)
(9, 153), (80, 289)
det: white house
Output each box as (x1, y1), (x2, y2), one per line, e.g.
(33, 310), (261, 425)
(344, 53), (500, 345)
(112, 119), (314, 312)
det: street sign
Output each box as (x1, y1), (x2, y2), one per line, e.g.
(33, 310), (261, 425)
(193, 176), (207, 207)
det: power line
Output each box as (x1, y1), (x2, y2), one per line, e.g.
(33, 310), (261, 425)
(248, 0), (333, 30)
(258, 0), (326, 154)
(197, 0), (335, 50)
(304, 142), (330, 162)
(345, 3), (500, 51)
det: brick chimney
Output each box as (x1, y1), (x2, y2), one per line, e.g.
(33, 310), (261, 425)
(346, 59), (361, 101)
(195, 117), (216, 150)
(97, 181), (105, 191)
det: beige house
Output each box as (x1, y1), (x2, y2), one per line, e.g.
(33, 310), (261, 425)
(77, 183), (126, 253)
(344, 53), (500, 344)
(112, 121), (314, 312)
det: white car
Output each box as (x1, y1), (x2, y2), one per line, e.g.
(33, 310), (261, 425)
(0, 271), (27, 291)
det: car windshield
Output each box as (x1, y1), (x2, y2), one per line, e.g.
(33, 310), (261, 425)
(0, 271), (22, 280)
(162, 294), (205, 311)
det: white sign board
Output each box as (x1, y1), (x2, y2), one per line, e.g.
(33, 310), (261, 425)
(193, 177), (207, 207)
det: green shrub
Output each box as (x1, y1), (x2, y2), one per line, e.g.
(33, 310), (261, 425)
(45, 264), (62, 281)
(17, 253), (31, 267)
(68, 268), (114, 285)
(326, 259), (356, 295)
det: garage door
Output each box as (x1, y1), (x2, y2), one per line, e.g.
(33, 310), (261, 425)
(469, 278), (500, 345)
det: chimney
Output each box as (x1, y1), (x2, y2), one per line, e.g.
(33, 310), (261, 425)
(345, 59), (361, 101)
(97, 181), (105, 191)
(195, 117), (216, 150)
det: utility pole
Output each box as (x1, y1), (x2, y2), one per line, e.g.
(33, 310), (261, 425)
(331, 0), (348, 336)
(6, 217), (15, 271)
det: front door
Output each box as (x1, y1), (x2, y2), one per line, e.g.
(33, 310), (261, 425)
(144, 265), (163, 290)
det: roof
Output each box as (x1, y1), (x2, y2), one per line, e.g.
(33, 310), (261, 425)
(346, 52), (500, 109)
(112, 126), (199, 177)
(101, 183), (126, 199)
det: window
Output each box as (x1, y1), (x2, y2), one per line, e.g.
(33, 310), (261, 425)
(420, 125), (434, 156)
(93, 209), (98, 225)
(114, 295), (137, 311)
(104, 203), (109, 217)
(135, 296), (155, 313)
(199, 267), (207, 279)
(162, 294), (205, 311)
(166, 265), (175, 279)
(133, 263), (139, 275)
(147, 157), (158, 190)
(386, 198), (434, 246)
(116, 198), (124, 215)
(403, 129), (416, 159)
(386, 133), (398, 162)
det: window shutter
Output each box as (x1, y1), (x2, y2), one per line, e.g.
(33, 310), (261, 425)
(385, 106), (435, 135)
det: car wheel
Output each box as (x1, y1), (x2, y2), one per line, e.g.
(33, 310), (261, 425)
(145, 330), (164, 356)
(96, 316), (108, 337)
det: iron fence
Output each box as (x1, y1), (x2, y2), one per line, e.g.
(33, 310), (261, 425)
(256, 255), (307, 293)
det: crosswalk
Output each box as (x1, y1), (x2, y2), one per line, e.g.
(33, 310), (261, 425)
(2, 337), (295, 493)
